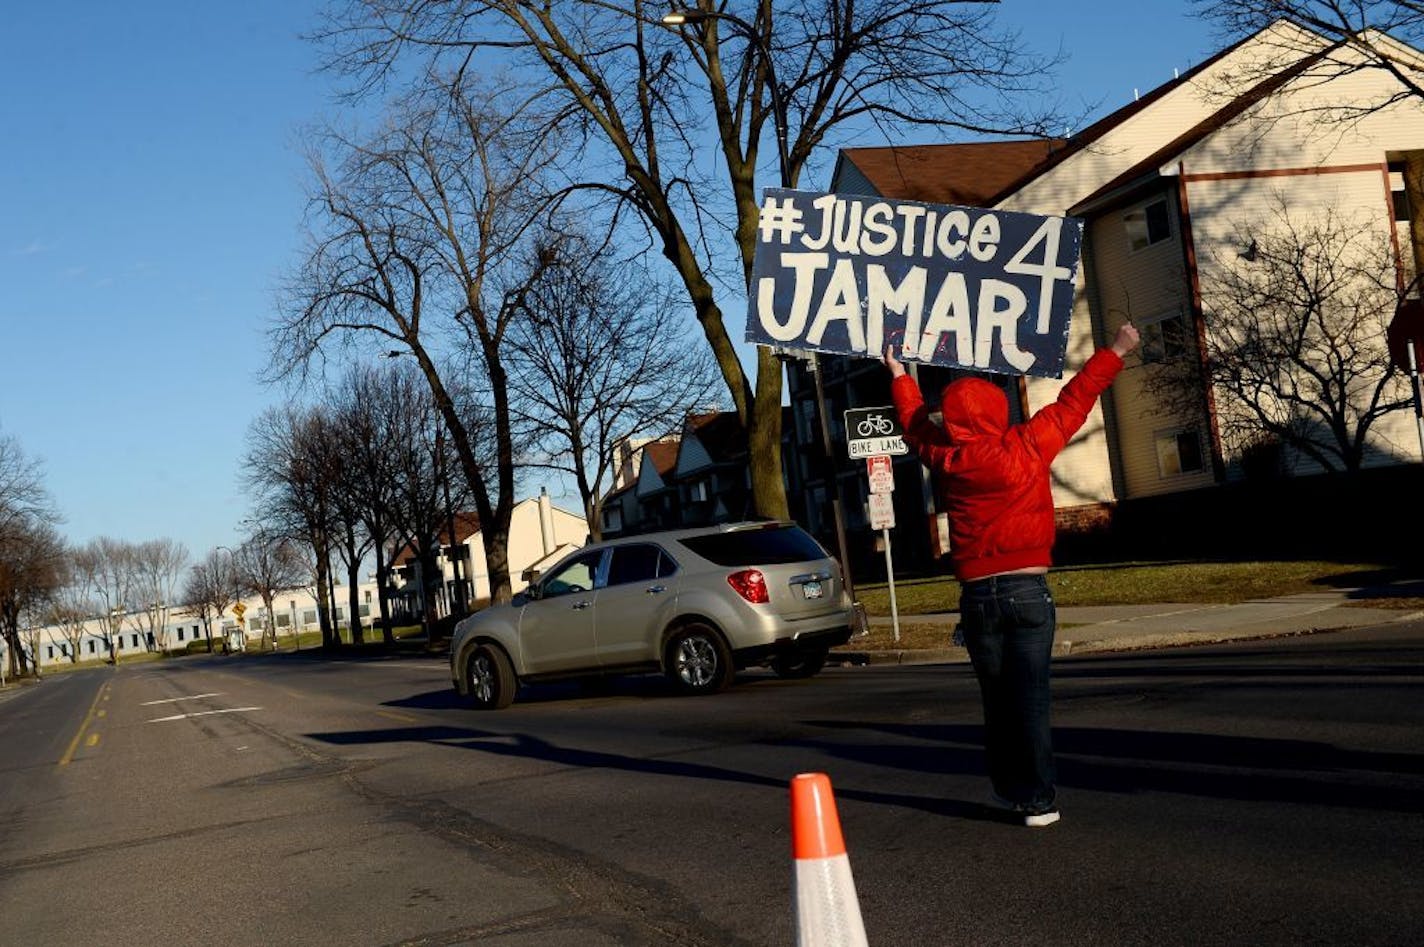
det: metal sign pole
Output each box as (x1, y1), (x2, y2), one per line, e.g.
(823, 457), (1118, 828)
(882, 528), (900, 643)
(1408, 338), (1424, 462)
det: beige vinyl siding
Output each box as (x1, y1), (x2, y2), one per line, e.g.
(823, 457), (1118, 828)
(1175, 51), (1424, 176)
(1021, 273), (1120, 508)
(1086, 189), (1215, 498)
(1184, 166), (1417, 474)
(997, 22), (1326, 217)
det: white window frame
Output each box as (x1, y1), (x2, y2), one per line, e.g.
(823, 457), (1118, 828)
(1154, 427), (1205, 478)
(1124, 197), (1172, 252)
(1138, 309), (1191, 364)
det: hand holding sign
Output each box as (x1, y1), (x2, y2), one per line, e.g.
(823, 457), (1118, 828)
(881, 344), (906, 378)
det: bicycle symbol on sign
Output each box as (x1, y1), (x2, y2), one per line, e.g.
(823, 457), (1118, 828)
(856, 414), (895, 437)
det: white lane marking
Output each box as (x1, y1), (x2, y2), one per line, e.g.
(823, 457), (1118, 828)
(147, 707), (262, 723)
(141, 693), (223, 705)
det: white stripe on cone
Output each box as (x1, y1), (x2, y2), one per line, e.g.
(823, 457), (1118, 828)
(795, 852), (868, 946)
(792, 772), (868, 946)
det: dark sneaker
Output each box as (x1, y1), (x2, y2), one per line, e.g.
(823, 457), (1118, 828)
(1023, 809), (1060, 827)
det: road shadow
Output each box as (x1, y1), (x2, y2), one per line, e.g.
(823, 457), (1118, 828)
(803, 719), (1422, 814)
(304, 722), (1003, 824)
(387, 671), (784, 712)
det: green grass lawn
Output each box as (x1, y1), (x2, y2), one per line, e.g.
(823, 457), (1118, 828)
(843, 559), (1423, 652)
(854, 560), (1422, 617)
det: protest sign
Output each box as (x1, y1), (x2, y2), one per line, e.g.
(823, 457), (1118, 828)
(746, 189), (1084, 378)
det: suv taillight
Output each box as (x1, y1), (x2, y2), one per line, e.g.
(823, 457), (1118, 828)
(727, 569), (769, 604)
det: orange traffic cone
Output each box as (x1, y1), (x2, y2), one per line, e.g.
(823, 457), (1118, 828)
(792, 772), (869, 946)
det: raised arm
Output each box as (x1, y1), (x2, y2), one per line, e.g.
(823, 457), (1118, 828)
(1023, 324), (1140, 460)
(884, 345), (951, 468)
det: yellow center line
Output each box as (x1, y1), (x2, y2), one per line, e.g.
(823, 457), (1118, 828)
(374, 709), (419, 723)
(86, 734), (100, 747)
(59, 681), (110, 767)
(97, 709), (107, 718)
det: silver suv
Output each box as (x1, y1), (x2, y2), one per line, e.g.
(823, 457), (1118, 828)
(449, 522), (853, 709)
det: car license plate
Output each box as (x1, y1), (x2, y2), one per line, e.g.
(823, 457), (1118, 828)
(802, 580), (823, 600)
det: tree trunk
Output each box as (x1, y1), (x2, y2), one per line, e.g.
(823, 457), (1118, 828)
(346, 558), (364, 646)
(374, 545), (395, 647)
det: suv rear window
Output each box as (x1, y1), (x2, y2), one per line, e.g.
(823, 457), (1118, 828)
(677, 525), (827, 566)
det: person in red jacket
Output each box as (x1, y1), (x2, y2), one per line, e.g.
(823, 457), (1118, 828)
(883, 322), (1139, 827)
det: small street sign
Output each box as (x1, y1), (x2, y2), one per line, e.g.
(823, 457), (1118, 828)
(844, 406), (908, 458)
(868, 493), (896, 530)
(232, 602), (247, 621)
(866, 455), (894, 494)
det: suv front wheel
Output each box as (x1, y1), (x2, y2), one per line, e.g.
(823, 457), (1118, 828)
(466, 643), (517, 710)
(665, 623), (735, 695)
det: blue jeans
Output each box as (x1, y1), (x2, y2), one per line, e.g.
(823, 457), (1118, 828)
(957, 573), (1057, 812)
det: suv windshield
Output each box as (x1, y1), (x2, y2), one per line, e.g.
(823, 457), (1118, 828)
(677, 525), (827, 566)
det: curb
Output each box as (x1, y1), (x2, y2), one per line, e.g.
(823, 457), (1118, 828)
(832, 617), (1418, 667)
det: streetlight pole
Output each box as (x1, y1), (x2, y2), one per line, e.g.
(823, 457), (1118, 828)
(662, 7), (858, 610)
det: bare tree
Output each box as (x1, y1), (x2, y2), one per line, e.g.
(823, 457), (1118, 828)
(385, 387), (462, 634)
(0, 433), (58, 545)
(1195, 2), (1424, 114)
(47, 555), (93, 664)
(245, 407), (342, 648)
(71, 537), (137, 665)
(0, 435), (61, 677)
(507, 230), (721, 538)
(233, 532), (307, 652)
(1144, 202), (1412, 474)
(274, 76), (564, 605)
(330, 364), (423, 644)
(317, 0), (1063, 525)
(0, 522), (64, 678)
(182, 548), (242, 654)
(1192, 3), (1424, 281)
(132, 538), (189, 653)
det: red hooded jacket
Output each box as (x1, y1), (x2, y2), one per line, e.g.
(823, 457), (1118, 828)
(890, 349), (1124, 581)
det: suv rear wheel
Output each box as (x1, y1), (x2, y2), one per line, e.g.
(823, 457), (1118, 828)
(771, 646), (829, 679)
(467, 643), (517, 710)
(666, 623), (734, 695)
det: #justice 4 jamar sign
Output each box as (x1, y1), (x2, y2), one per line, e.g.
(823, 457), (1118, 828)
(745, 189), (1084, 378)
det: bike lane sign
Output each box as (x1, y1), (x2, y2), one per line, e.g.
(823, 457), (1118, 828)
(844, 406), (908, 458)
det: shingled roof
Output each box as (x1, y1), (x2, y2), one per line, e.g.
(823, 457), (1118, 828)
(838, 139), (1065, 207)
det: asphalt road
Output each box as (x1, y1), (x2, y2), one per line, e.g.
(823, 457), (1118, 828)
(1, 622), (1420, 946)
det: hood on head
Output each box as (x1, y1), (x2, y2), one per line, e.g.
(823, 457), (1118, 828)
(939, 377), (1009, 441)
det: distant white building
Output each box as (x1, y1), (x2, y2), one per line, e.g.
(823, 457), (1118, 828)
(19, 580), (384, 670)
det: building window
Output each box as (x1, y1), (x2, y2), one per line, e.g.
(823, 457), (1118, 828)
(1390, 164), (1411, 222)
(88, 640), (96, 654)
(302, 610), (317, 625)
(1138, 310), (1190, 364)
(177, 628), (185, 641)
(602, 505), (623, 533)
(1156, 429), (1205, 477)
(47, 646), (54, 659)
(1125, 198), (1171, 251)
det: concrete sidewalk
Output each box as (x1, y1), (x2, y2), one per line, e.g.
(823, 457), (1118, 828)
(840, 587), (1424, 666)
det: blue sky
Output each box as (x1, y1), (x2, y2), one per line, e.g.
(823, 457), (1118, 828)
(0, 2), (1217, 562)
